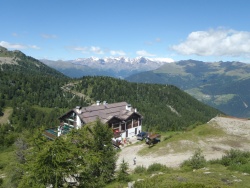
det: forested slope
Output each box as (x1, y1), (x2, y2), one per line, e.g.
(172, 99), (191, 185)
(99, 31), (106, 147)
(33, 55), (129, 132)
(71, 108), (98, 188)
(74, 76), (222, 131)
(0, 47), (87, 147)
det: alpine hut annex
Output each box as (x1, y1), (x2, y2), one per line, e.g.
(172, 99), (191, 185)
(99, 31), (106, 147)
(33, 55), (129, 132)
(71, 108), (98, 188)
(44, 101), (143, 140)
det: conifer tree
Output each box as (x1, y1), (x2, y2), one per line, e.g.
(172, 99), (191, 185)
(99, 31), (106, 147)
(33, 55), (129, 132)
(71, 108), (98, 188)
(117, 159), (130, 182)
(91, 120), (117, 183)
(19, 132), (76, 188)
(18, 121), (117, 187)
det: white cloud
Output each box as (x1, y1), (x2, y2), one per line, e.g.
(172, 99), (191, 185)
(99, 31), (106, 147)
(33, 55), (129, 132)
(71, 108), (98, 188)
(136, 50), (155, 57)
(149, 57), (174, 63)
(90, 46), (104, 54)
(0, 41), (40, 50)
(110, 50), (126, 56)
(28, 45), (40, 49)
(145, 38), (162, 45)
(41, 34), (57, 39)
(73, 47), (88, 53)
(71, 46), (104, 55)
(172, 28), (250, 57)
(0, 41), (26, 49)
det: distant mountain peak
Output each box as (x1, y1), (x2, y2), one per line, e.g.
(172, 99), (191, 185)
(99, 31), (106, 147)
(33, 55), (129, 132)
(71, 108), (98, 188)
(40, 56), (170, 79)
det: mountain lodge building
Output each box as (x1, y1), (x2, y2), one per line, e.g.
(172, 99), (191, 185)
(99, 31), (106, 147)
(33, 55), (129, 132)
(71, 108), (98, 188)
(43, 101), (143, 140)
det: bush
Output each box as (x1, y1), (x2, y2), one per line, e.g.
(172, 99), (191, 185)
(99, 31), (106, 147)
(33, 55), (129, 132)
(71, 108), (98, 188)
(228, 163), (250, 173)
(147, 163), (169, 173)
(220, 149), (250, 166)
(117, 159), (131, 182)
(181, 148), (206, 170)
(209, 149), (250, 173)
(239, 163), (250, 173)
(134, 165), (147, 174)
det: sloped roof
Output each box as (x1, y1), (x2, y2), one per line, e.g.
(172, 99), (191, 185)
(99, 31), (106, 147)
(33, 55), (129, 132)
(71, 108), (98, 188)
(70, 102), (142, 124)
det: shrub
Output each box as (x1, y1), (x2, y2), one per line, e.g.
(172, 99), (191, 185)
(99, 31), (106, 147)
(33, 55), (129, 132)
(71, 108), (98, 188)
(117, 159), (131, 182)
(147, 163), (169, 173)
(209, 149), (250, 173)
(220, 149), (250, 166)
(228, 163), (250, 173)
(134, 165), (147, 174)
(181, 148), (206, 170)
(240, 163), (250, 173)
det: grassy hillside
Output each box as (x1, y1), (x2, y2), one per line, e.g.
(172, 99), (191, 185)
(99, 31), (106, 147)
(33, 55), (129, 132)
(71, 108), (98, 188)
(0, 46), (66, 78)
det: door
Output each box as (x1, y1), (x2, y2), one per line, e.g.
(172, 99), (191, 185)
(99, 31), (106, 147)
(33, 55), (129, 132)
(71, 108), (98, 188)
(135, 128), (137, 135)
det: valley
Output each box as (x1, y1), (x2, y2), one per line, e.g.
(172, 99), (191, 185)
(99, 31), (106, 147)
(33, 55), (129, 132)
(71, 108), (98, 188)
(126, 60), (250, 118)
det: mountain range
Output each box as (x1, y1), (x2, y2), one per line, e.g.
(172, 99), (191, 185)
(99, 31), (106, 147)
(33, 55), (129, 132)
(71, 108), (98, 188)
(40, 57), (171, 78)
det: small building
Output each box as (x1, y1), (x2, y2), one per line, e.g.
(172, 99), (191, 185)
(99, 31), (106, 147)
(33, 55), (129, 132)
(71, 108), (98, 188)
(44, 101), (143, 140)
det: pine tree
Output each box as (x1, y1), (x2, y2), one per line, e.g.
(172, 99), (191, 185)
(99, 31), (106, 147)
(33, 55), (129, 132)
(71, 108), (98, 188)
(18, 121), (117, 187)
(117, 159), (131, 182)
(91, 120), (117, 183)
(74, 120), (117, 187)
(19, 133), (76, 188)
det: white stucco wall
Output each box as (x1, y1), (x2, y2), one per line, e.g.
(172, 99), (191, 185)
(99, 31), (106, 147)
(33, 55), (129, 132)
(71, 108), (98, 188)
(76, 115), (82, 129)
(120, 125), (142, 139)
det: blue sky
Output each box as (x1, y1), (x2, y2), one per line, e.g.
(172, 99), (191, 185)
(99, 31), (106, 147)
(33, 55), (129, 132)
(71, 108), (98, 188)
(1, 0), (250, 62)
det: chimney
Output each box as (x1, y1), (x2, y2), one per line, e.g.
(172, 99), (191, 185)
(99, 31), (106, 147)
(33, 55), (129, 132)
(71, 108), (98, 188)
(96, 100), (100, 105)
(76, 106), (81, 114)
(134, 108), (137, 113)
(126, 104), (132, 111)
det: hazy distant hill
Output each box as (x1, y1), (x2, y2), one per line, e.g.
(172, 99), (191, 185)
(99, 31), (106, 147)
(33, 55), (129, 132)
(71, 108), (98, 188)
(126, 60), (250, 118)
(40, 57), (171, 78)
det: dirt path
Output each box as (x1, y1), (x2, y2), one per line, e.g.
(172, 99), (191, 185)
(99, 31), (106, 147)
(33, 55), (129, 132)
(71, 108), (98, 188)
(0, 107), (13, 125)
(61, 82), (94, 103)
(117, 142), (193, 171)
(117, 117), (250, 171)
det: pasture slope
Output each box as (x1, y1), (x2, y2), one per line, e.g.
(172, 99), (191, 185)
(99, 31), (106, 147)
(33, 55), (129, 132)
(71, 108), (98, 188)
(117, 116), (250, 171)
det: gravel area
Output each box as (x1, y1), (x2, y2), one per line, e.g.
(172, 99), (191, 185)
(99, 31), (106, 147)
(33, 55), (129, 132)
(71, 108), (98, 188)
(117, 117), (250, 171)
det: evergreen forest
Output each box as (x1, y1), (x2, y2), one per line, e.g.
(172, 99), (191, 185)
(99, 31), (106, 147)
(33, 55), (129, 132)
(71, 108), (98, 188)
(75, 76), (221, 131)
